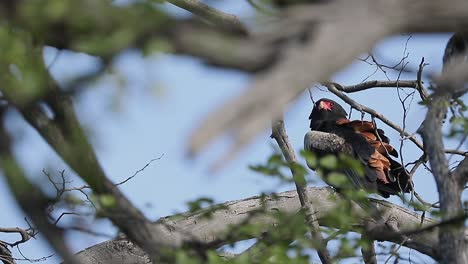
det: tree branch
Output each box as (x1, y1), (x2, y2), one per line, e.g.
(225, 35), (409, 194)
(75, 129), (468, 264)
(0, 227), (32, 247)
(418, 94), (467, 263)
(0, 111), (79, 264)
(416, 57), (430, 100)
(271, 119), (331, 263)
(417, 49), (468, 263)
(454, 157), (468, 185)
(0, 240), (14, 264)
(170, 23), (278, 72)
(166, 0), (248, 35)
(335, 80), (418, 93)
(74, 184), (466, 263)
(361, 239), (377, 264)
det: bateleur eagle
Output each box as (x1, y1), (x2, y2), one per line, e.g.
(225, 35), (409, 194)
(304, 98), (412, 198)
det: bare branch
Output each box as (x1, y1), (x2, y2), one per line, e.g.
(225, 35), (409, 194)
(116, 154), (165, 186)
(416, 57), (430, 100)
(0, 228), (32, 247)
(271, 119), (331, 263)
(335, 80), (418, 93)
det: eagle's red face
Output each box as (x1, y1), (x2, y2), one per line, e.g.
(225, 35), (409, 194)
(319, 100), (334, 111)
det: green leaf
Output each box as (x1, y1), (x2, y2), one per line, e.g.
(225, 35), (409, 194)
(144, 38), (174, 55)
(326, 172), (348, 187)
(187, 197), (215, 212)
(267, 153), (283, 166)
(319, 155), (338, 169)
(338, 154), (364, 176)
(97, 194), (116, 208)
(300, 150), (317, 169)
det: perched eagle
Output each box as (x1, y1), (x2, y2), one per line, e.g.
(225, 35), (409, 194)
(304, 98), (412, 198)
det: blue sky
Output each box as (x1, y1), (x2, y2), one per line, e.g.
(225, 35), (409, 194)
(0, 2), (462, 263)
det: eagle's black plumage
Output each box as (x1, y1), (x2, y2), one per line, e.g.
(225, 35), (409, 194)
(305, 98), (412, 198)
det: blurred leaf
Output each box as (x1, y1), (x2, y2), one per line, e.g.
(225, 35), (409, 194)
(338, 154), (364, 176)
(63, 194), (86, 206)
(326, 172), (348, 187)
(176, 251), (202, 264)
(97, 194), (116, 208)
(267, 153), (283, 166)
(144, 38), (174, 55)
(187, 197), (215, 212)
(319, 155), (338, 169)
(300, 149), (317, 169)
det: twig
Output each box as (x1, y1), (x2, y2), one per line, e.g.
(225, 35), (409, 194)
(383, 237), (410, 264)
(416, 57), (429, 100)
(413, 192), (440, 209)
(117, 154), (165, 186)
(407, 154), (426, 177)
(246, 0), (277, 16)
(15, 246), (53, 263)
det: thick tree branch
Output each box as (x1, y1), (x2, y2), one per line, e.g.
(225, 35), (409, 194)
(417, 49), (468, 262)
(75, 130), (467, 264)
(419, 94), (467, 263)
(454, 157), (468, 185)
(74, 184), (468, 264)
(271, 119), (331, 263)
(170, 23), (278, 72)
(0, 111), (79, 264)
